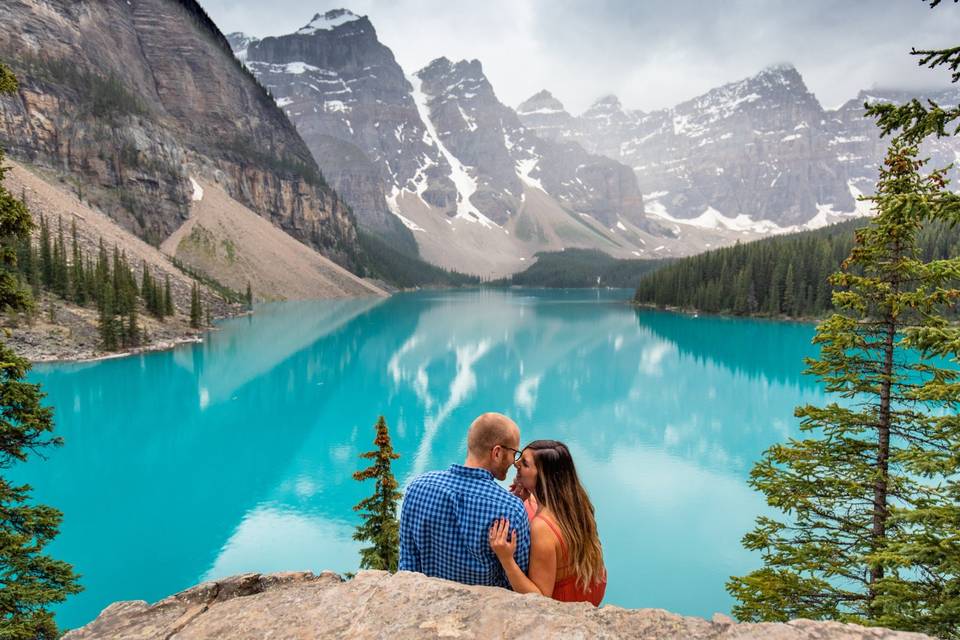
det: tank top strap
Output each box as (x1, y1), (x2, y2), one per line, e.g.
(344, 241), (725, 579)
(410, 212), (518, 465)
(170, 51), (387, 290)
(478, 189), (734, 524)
(534, 513), (568, 557)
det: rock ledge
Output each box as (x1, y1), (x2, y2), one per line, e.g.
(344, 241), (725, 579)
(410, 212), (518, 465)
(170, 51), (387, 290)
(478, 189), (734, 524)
(63, 570), (932, 639)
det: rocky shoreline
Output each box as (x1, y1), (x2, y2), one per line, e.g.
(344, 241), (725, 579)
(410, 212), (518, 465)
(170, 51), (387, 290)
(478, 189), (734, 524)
(62, 570), (932, 640)
(2, 293), (244, 364)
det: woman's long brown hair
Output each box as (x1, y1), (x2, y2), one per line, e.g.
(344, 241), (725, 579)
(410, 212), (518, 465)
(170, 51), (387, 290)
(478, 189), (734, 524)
(526, 440), (605, 589)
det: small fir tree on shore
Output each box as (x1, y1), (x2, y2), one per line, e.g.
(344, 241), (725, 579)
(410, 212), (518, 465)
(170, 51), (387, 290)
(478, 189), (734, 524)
(352, 416), (402, 572)
(0, 60), (82, 640)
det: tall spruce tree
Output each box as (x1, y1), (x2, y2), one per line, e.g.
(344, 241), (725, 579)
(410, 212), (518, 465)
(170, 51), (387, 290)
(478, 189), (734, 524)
(163, 275), (174, 317)
(70, 219), (84, 305)
(727, 141), (960, 638)
(189, 282), (200, 329)
(352, 416), (402, 572)
(0, 61), (81, 640)
(38, 214), (52, 290)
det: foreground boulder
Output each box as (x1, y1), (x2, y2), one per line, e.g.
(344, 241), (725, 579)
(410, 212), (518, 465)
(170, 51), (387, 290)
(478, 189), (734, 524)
(63, 570), (932, 640)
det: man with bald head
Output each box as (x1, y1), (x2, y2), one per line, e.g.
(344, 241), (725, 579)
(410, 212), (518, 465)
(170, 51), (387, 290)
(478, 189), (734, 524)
(399, 412), (531, 588)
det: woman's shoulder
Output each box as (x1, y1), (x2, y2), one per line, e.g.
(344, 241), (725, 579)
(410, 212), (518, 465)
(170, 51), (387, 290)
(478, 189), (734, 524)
(530, 512), (562, 545)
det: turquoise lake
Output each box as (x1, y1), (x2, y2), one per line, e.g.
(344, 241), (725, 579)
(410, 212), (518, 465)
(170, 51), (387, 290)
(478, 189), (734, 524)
(17, 288), (827, 630)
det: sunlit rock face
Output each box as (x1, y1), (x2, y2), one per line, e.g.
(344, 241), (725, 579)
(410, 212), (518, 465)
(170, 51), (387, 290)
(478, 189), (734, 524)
(63, 570), (933, 640)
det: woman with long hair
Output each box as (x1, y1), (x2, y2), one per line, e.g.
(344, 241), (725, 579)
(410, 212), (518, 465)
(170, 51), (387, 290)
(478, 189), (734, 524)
(488, 439), (606, 605)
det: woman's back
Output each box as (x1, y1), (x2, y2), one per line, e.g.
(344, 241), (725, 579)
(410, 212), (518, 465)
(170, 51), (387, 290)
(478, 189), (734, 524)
(532, 509), (606, 606)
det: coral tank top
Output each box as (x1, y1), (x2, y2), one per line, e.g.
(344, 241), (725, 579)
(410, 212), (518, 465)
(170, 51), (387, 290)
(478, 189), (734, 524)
(532, 510), (606, 606)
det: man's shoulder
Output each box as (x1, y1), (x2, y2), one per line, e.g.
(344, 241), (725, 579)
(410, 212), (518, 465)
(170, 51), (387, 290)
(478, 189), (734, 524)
(408, 469), (452, 489)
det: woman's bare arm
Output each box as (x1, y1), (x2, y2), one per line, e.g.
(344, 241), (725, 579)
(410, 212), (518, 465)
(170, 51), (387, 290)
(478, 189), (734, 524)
(489, 518), (556, 596)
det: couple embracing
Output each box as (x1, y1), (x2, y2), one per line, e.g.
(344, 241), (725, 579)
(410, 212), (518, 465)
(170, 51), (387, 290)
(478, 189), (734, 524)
(398, 412), (607, 605)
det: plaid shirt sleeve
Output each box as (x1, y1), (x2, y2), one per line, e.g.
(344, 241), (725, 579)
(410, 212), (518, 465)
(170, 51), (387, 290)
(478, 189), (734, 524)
(398, 481), (421, 573)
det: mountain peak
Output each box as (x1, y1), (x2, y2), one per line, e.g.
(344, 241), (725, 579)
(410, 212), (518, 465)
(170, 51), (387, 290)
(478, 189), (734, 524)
(517, 90), (567, 115)
(418, 57), (484, 81)
(761, 62), (797, 75)
(752, 63), (805, 88)
(582, 94), (624, 119)
(589, 94), (622, 109)
(296, 9), (362, 35)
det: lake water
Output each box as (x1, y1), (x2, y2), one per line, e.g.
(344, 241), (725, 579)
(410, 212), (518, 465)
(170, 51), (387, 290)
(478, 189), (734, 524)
(17, 289), (826, 630)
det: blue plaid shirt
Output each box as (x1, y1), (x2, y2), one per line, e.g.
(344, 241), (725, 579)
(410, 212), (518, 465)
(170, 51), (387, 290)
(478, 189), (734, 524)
(399, 464), (530, 588)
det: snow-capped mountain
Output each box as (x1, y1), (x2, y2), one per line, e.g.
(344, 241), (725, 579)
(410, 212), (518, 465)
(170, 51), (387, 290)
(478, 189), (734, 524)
(519, 66), (960, 233)
(229, 11), (746, 275)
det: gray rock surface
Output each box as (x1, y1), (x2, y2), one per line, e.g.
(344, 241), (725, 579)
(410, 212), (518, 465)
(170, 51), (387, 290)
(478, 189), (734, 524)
(232, 11), (663, 263)
(520, 66), (960, 230)
(63, 570), (933, 640)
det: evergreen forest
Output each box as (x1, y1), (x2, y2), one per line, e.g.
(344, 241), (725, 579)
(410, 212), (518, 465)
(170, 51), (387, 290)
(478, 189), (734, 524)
(6, 212), (190, 350)
(492, 248), (668, 289)
(633, 218), (960, 317)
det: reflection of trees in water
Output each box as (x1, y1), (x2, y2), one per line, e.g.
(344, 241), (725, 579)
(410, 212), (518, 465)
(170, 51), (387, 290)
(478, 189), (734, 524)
(20, 292), (838, 628)
(510, 310), (828, 477)
(636, 309), (820, 390)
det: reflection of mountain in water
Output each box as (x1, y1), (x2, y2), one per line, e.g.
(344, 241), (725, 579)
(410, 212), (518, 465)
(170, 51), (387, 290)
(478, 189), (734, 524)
(636, 309), (820, 390)
(21, 291), (840, 627)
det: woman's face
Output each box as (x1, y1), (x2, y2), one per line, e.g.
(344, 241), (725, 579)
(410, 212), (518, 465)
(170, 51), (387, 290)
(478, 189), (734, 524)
(514, 448), (538, 492)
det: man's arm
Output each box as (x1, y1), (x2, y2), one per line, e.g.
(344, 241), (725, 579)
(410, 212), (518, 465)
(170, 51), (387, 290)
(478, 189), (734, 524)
(512, 503), (532, 574)
(398, 490), (420, 572)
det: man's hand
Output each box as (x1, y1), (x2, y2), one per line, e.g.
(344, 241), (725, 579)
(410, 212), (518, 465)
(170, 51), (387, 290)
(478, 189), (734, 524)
(488, 517), (518, 562)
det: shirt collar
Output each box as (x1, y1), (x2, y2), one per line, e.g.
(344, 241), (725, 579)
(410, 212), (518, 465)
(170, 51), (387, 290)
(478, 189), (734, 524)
(449, 464), (495, 481)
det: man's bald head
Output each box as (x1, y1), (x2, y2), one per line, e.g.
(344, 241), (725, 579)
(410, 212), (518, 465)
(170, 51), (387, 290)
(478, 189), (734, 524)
(467, 412), (520, 458)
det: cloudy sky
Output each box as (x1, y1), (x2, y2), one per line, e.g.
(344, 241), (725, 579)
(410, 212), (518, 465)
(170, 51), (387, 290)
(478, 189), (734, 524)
(200, 0), (960, 114)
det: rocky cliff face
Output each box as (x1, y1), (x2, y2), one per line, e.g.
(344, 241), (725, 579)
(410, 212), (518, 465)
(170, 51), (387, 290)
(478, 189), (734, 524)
(0, 0), (361, 269)
(229, 11), (421, 252)
(63, 570), (933, 640)
(519, 66), (960, 232)
(232, 11), (669, 274)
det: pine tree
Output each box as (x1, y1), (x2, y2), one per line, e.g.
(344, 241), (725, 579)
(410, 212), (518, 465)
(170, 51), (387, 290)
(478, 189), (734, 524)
(352, 416), (402, 571)
(38, 214), (52, 289)
(0, 61), (82, 640)
(189, 281), (201, 329)
(163, 275), (174, 317)
(727, 141), (960, 638)
(98, 281), (117, 351)
(70, 219), (85, 305)
(245, 281), (253, 311)
(140, 264), (153, 315)
(126, 300), (140, 348)
(53, 219), (68, 299)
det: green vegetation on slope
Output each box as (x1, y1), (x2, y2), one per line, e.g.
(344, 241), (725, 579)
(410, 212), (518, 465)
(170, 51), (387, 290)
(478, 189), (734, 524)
(492, 248), (668, 289)
(358, 231), (479, 288)
(634, 218), (960, 317)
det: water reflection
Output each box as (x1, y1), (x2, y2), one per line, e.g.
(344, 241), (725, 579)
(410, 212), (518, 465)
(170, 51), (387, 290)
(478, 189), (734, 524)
(20, 289), (826, 629)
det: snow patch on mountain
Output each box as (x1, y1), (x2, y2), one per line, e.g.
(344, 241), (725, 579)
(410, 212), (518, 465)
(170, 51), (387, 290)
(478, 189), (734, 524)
(516, 157), (545, 192)
(297, 10), (361, 35)
(189, 177), (204, 202)
(408, 73), (499, 229)
(248, 61), (324, 75)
